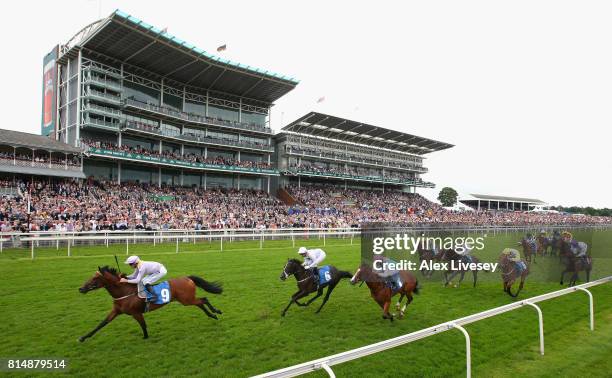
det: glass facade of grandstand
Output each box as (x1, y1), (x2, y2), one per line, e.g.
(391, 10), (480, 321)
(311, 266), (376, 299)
(55, 54), (275, 191)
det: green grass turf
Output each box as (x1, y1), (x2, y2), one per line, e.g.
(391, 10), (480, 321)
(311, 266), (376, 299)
(0, 230), (611, 377)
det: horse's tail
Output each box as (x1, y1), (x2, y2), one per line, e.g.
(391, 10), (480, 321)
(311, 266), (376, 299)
(188, 275), (223, 294)
(338, 270), (353, 280)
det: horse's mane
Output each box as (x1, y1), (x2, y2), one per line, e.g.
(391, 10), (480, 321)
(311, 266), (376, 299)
(99, 265), (119, 276)
(288, 258), (302, 265)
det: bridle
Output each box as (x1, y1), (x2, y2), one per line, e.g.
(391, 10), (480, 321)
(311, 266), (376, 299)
(282, 260), (313, 283)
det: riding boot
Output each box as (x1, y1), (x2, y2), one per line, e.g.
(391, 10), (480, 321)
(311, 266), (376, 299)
(145, 284), (157, 302)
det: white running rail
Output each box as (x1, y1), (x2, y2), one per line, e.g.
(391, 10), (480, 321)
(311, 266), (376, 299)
(252, 276), (612, 378)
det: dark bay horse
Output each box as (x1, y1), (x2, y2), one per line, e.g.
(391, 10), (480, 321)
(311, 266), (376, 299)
(416, 245), (442, 278)
(519, 238), (538, 263)
(439, 249), (479, 288)
(536, 235), (552, 257)
(78, 266), (223, 341)
(559, 241), (592, 286)
(350, 264), (419, 321)
(279, 259), (352, 316)
(499, 253), (529, 297)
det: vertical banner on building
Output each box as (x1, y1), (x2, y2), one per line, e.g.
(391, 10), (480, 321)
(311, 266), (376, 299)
(41, 46), (59, 137)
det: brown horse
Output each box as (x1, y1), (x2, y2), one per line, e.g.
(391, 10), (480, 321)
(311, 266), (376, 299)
(536, 235), (551, 257)
(559, 241), (592, 286)
(350, 264), (419, 321)
(519, 238), (537, 263)
(499, 253), (529, 297)
(78, 266), (223, 342)
(439, 249), (480, 288)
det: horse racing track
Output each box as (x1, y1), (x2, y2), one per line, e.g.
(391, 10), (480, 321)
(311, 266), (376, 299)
(1, 230), (611, 377)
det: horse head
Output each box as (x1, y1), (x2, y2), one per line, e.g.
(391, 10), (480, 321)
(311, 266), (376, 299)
(79, 266), (120, 293)
(280, 259), (303, 281)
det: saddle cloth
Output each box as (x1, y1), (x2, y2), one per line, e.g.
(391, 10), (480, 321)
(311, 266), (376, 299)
(137, 281), (171, 304)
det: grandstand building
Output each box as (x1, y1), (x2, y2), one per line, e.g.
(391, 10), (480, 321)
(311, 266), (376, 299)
(41, 10), (451, 196)
(276, 112), (453, 193)
(44, 10), (298, 191)
(460, 194), (547, 211)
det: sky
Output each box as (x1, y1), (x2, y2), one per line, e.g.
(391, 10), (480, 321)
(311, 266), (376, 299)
(2, 0), (611, 207)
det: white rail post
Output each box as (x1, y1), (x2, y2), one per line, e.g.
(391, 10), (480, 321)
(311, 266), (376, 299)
(0, 239), (3, 253)
(260, 233), (263, 249)
(153, 232), (156, 247)
(220, 236), (223, 252)
(292, 234), (295, 248)
(31, 241), (35, 260)
(126, 237), (129, 255)
(67, 239), (71, 257)
(320, 362), (336, 378)
(524, 301), (545, 355)
(176, 237), (179, 254)
(323, 232), (326, 246)
(451, 323), (471, 378)
(576, 287), (594, 330)
(56, 239), (59, 250)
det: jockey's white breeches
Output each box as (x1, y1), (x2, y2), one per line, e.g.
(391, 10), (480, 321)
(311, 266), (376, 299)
(141, 265), (167, 285)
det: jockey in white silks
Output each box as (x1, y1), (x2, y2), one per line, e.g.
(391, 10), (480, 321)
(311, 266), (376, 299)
(298, 247), (326, 282)
(120, 256), (167, 302)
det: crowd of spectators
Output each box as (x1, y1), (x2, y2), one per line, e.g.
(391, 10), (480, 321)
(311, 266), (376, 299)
(0, 180), (609, 233)
(288, 162), (418, 182)
(82, 139), (272, 170)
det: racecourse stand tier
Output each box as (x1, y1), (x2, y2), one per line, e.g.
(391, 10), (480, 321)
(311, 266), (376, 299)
(38, 10), (452, 196)
(0, 180), (609, 233)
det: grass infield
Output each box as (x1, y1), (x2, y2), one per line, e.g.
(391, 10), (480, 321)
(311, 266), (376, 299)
(1, 230), (611, 377)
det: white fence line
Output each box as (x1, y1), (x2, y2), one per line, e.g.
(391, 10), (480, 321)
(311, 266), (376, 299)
(253, 276), (612, 378)
(19, 230), (361, 259)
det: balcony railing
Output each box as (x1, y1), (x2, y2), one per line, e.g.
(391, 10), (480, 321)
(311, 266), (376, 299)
(123, 98), (271, 135)
(284, 169), (435, 187)
(0, 157), (81, 172)
(83, 88), (122, 105)
(87, 147), (278, 175)
(83, 75), (122, 91)
(123, 121), (274, 152)
(82, 117), (122, 130)
(83, 103), (123, 119)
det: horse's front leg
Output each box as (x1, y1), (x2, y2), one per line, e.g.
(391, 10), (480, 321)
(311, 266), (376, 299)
(132, 313), (149, 339)
(382, 300), (393, 321)
(315, 284), (337, 314)
(79, 308), (119, 342)
(281, 290), (306, 317)
(560, 269), (568, 285)
(304, 287), (324, 306)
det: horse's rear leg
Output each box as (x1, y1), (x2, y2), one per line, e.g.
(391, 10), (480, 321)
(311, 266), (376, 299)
(315, 284), (337, 314)
(132, 313), (149, 338)
(201, 297), (222, 314)
(396, 293), (405, 311)
(382, 301), (393, 321)
(472, 270), (478, 288)
(79, 309), (118, 342)
(197, 303), (218, 319)
(304, 287), (324, 306)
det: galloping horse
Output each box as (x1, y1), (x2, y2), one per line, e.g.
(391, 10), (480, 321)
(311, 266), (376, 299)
(350, 264), (419, 321)
(559, 241), (592, 286)
(78, 266), (223, 341)
(279, 259), (352, 316)
(439, 248), (480, 288)
(519, 237), (538, 263)
(416, 244), (442, 278)
(499, 252), (529, 297)
(550, 233), (563, 258)
(536, 235), (552, 257)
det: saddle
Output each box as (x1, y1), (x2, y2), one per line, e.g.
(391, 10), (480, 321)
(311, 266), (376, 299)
(383, 273), (403, 293)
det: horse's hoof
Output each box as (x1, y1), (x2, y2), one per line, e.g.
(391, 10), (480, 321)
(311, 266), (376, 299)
(211, 314), (218, 320)
(78, 337), (85, 343)
(143, 336), (149, 339)
(215, 309), (223, 314)
(281, 312), (286, 317)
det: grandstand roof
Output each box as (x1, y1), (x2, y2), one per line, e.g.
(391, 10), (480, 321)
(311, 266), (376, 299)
(0, 129), (82, 154)
(467, 194), (546, 205)
(59, 10), (298, 104)
(281, 112), (454, 155)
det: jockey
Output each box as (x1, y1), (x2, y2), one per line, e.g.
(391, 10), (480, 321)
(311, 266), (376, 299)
(502, 248), (521, 262)
(120, 256), (167, 302)
(502, 248), (526, 274)
(561, 232), (588, 261)
(298, 247), (326, 281)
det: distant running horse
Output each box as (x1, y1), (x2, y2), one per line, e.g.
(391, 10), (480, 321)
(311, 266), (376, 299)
(439, 248), (480, 288)
(350, 264), (419, 321)
(78, 266), (223, 341)
(499, 252), (529, 297)
(519, 237), (538, 263)
(279, 259), (352, 316)
(559, 241), (592, 286)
